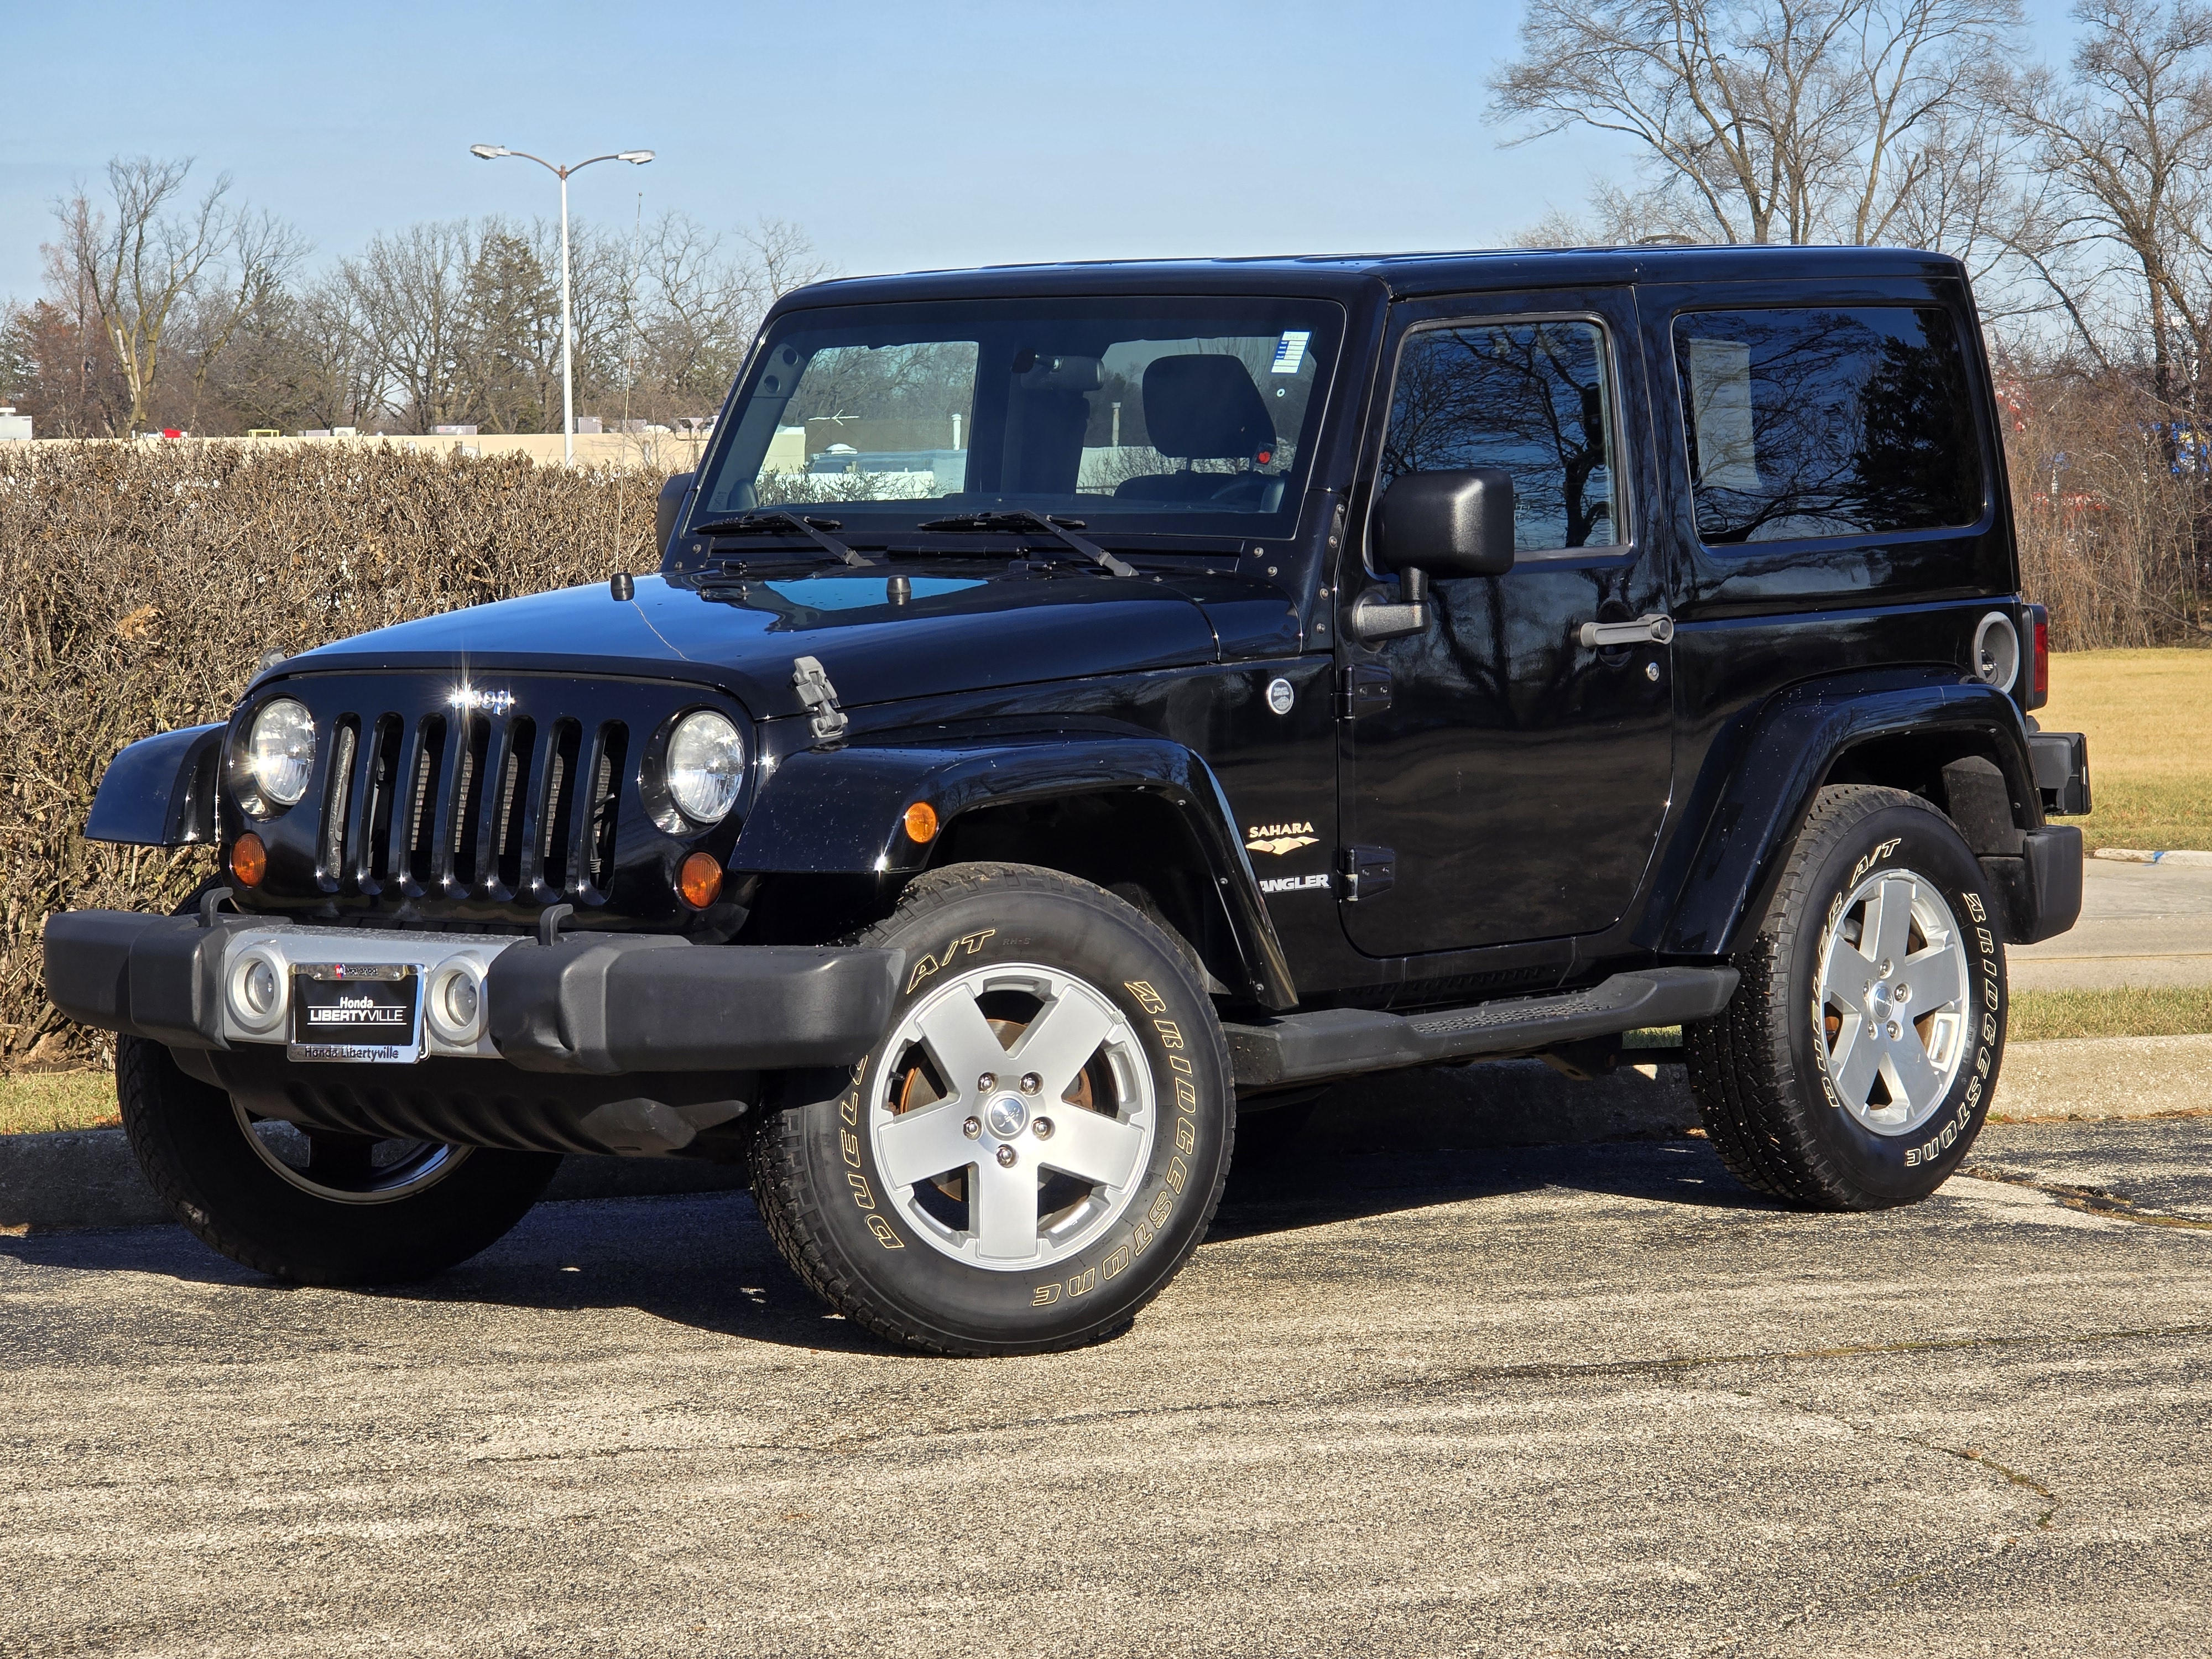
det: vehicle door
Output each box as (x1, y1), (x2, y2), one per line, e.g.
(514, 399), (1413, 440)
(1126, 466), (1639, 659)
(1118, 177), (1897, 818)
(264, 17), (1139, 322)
(1335, 288), (1674, 957)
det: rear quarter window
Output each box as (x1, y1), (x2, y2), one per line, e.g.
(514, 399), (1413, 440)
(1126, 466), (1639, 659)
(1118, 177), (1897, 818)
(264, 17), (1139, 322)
(1672, 306), (1985, 545)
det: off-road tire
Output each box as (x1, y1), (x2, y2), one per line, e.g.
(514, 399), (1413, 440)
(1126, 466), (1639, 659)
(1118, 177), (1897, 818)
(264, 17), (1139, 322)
(1686, 785), (2006, 1209)
(751, 863), (1233, 1356)
(118, 1035), (561, 1285)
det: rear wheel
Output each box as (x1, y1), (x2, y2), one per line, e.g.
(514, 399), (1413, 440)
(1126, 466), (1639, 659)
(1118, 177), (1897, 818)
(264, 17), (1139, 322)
(1687, 785), (2005, 1209)
(752, 863), (1233, 1355)
(119, 1035), (561, 1284)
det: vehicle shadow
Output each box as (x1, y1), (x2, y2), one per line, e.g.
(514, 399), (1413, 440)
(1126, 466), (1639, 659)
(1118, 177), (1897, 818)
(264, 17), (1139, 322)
(1, 1062), (1785, 1353)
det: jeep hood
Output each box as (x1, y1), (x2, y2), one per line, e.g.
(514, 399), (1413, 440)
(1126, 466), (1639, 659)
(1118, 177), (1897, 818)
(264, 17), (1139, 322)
(280, 568), (1302, 719)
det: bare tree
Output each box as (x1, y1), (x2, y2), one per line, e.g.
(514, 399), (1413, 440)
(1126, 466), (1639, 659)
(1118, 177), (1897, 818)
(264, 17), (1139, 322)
(177, 208), (310, 433)
(54, 157), (258, 432)
(1491, 0), (2022, 246)
(1995, 0), (2212, 399)
(343, 221), (473, 432)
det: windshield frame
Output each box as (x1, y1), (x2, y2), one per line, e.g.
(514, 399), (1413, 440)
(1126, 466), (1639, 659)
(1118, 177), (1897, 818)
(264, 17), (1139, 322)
(669, 293), (1349, 566)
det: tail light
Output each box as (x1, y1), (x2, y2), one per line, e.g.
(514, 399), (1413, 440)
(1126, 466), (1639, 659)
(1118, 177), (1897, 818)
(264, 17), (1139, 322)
(2026, 603), (2049, 709)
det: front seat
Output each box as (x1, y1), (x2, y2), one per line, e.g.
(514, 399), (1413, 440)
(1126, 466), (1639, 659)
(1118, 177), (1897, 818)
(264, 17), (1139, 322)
(1114, 355), (1280, 507)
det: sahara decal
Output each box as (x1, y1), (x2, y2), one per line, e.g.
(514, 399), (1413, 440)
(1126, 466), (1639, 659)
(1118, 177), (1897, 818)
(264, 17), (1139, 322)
(1245, 820), (1319, 856)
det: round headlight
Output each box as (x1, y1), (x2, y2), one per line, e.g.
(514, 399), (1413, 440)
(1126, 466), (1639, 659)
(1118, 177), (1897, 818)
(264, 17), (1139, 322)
(665, 710), (744, 824)
(246, 698), (317, 808)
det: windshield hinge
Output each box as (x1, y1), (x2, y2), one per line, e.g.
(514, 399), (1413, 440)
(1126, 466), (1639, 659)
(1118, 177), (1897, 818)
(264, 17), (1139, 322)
(1335, 664), (1392, 719)
(791, 655), (848, 745)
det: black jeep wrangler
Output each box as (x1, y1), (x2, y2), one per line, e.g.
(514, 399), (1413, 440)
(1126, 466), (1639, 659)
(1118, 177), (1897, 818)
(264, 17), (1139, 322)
(47, 246), (2090, 1354)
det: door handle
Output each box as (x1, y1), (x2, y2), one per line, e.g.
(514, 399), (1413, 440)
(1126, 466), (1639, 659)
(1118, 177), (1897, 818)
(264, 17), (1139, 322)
(1578, 612), (1676, 648)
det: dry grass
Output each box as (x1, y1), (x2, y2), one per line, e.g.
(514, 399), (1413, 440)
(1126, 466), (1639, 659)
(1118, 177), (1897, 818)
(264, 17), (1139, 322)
(2008, 985), (2212, 1041)
(0, 1070), (118, 1135)
(2042, 648), (2212, 851)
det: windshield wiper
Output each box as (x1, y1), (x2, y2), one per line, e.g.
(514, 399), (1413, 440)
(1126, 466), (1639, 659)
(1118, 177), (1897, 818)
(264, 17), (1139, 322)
(690, 511), (869, 567)
(914, 510), (1136, 578)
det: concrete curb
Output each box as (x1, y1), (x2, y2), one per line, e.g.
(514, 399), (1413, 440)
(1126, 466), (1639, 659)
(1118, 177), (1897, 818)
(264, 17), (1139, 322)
(1, 1039), (2199, 1233)
(1989, 1032), (2212, 1121)
(2094, 847), (2212, 867)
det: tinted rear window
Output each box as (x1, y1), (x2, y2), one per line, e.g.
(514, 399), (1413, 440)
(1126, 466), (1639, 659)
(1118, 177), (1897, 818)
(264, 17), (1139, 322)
(1673, 306), (1984, 544)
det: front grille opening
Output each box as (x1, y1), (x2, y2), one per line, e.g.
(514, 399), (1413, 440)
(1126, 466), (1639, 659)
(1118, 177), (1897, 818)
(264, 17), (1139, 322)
(451, 714), (492, 882)
(540, 719), (581, 893)
(363, 716), (404, 883)
(319, 718), (358, 883)
(586, 723), (627, 894)
(495, 718), (535, 892)
(405, 716), (447, 885)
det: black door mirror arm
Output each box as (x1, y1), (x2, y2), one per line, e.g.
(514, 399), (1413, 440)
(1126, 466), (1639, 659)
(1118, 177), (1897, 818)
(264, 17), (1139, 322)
(1347, 566), (1430, 643)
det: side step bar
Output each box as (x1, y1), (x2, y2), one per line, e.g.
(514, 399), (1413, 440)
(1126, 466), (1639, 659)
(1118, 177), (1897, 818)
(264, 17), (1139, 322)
(1222, 967), (1739, 1091)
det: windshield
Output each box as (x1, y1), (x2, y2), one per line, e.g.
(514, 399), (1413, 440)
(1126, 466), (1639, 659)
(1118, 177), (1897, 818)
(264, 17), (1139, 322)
(687, 295), (1344, 542)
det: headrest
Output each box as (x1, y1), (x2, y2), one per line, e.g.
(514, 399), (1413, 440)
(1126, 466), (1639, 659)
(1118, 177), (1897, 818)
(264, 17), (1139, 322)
(1142, 355), (1275, 461)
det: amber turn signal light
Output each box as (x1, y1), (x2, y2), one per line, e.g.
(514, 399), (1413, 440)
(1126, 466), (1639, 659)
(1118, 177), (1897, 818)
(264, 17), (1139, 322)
(677, 850), (724, 910)
(228, 833), (267, 888)
(903, 801), (938, 843)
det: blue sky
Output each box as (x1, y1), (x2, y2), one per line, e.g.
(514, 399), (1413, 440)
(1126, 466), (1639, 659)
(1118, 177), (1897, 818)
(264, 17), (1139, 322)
(1, 0), (2094, 303)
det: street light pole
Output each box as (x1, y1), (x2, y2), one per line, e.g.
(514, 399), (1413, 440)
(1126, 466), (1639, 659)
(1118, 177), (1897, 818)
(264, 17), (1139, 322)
(468, 144), (655, 465)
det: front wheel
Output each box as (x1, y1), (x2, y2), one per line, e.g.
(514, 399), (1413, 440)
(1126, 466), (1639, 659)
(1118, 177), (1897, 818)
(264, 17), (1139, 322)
(1687, 785), (2006, 1209)
(751, 863), (1234, 1355)
(118, 1036), (561, 1284)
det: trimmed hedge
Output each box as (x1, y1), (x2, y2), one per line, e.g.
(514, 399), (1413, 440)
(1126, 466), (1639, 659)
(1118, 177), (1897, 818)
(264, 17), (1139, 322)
(1, 444), (665, 1065)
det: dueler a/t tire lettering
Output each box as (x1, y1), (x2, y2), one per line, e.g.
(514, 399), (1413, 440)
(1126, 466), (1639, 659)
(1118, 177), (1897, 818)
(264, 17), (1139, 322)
(750, 863), (1233, 1357)
(1687, 785), (2007, 1209)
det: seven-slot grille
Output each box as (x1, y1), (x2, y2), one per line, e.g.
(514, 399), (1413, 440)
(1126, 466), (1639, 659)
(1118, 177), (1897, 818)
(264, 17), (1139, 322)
(300, 686), (651, 903)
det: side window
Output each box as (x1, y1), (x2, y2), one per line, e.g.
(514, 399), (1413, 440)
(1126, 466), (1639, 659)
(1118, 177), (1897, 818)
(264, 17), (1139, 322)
(1674, 306), (1985, 544)
(1378, 318), (1621, 554)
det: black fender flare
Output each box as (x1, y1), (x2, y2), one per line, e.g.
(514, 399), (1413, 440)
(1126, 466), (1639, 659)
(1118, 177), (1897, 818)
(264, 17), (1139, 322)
(84, 723), (225, 847)
(1657, 668), (2038, 957)
(729, 734), (1297, 1010)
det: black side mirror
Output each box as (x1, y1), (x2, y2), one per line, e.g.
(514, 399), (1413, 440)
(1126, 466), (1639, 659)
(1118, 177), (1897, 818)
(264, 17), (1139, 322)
(1378, 468), (1516, 578)
(656, 471), (696, 557)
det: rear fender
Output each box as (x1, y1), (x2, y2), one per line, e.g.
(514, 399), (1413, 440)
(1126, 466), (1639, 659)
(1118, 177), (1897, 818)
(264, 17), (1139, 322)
(1660, 669), (2037, 957)
(84, 724), (225, 847)
(731, 735), (1296, 1009)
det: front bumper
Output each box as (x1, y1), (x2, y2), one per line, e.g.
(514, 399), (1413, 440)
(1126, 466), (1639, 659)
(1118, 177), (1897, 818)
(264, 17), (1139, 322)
(43, 911), (901, 1076)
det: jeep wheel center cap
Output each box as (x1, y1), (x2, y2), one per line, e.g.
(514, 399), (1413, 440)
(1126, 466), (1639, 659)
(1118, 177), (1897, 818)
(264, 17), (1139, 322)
(984, 1094), (1030, 1140)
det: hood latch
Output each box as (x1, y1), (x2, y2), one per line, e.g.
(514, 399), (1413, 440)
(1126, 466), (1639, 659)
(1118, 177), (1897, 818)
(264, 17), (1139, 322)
(791, 655), (848, 745)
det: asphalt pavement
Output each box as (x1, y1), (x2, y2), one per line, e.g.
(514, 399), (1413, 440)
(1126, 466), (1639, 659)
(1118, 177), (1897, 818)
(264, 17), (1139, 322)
(5, 1095), (2208, 1657)
(2010, 858), (2212, 990)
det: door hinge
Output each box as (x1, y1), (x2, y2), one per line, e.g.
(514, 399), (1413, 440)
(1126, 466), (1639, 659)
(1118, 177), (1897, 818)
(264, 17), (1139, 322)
(1335, 663), (1392, 719)
(791, 654), (848, 744)
(1336, 844), (1395, 901)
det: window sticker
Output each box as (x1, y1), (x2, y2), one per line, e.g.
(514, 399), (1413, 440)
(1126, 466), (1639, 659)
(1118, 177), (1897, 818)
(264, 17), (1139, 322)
(1686, 337), (1757, 491)
(1270, 330), (1312, 375)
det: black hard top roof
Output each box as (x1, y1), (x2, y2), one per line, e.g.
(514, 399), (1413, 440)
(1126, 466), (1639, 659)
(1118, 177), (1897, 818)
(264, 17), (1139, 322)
(777, 244), (1969, 311)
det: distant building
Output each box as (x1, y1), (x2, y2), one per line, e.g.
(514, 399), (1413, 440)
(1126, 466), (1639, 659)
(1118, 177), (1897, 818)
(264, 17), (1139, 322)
(0, 406), (30, 442)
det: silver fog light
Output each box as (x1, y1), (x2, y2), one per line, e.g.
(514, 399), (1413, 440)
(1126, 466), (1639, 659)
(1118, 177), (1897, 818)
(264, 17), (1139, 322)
(227, 948), (288, 1033)
(426, 962), (487, 1045)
